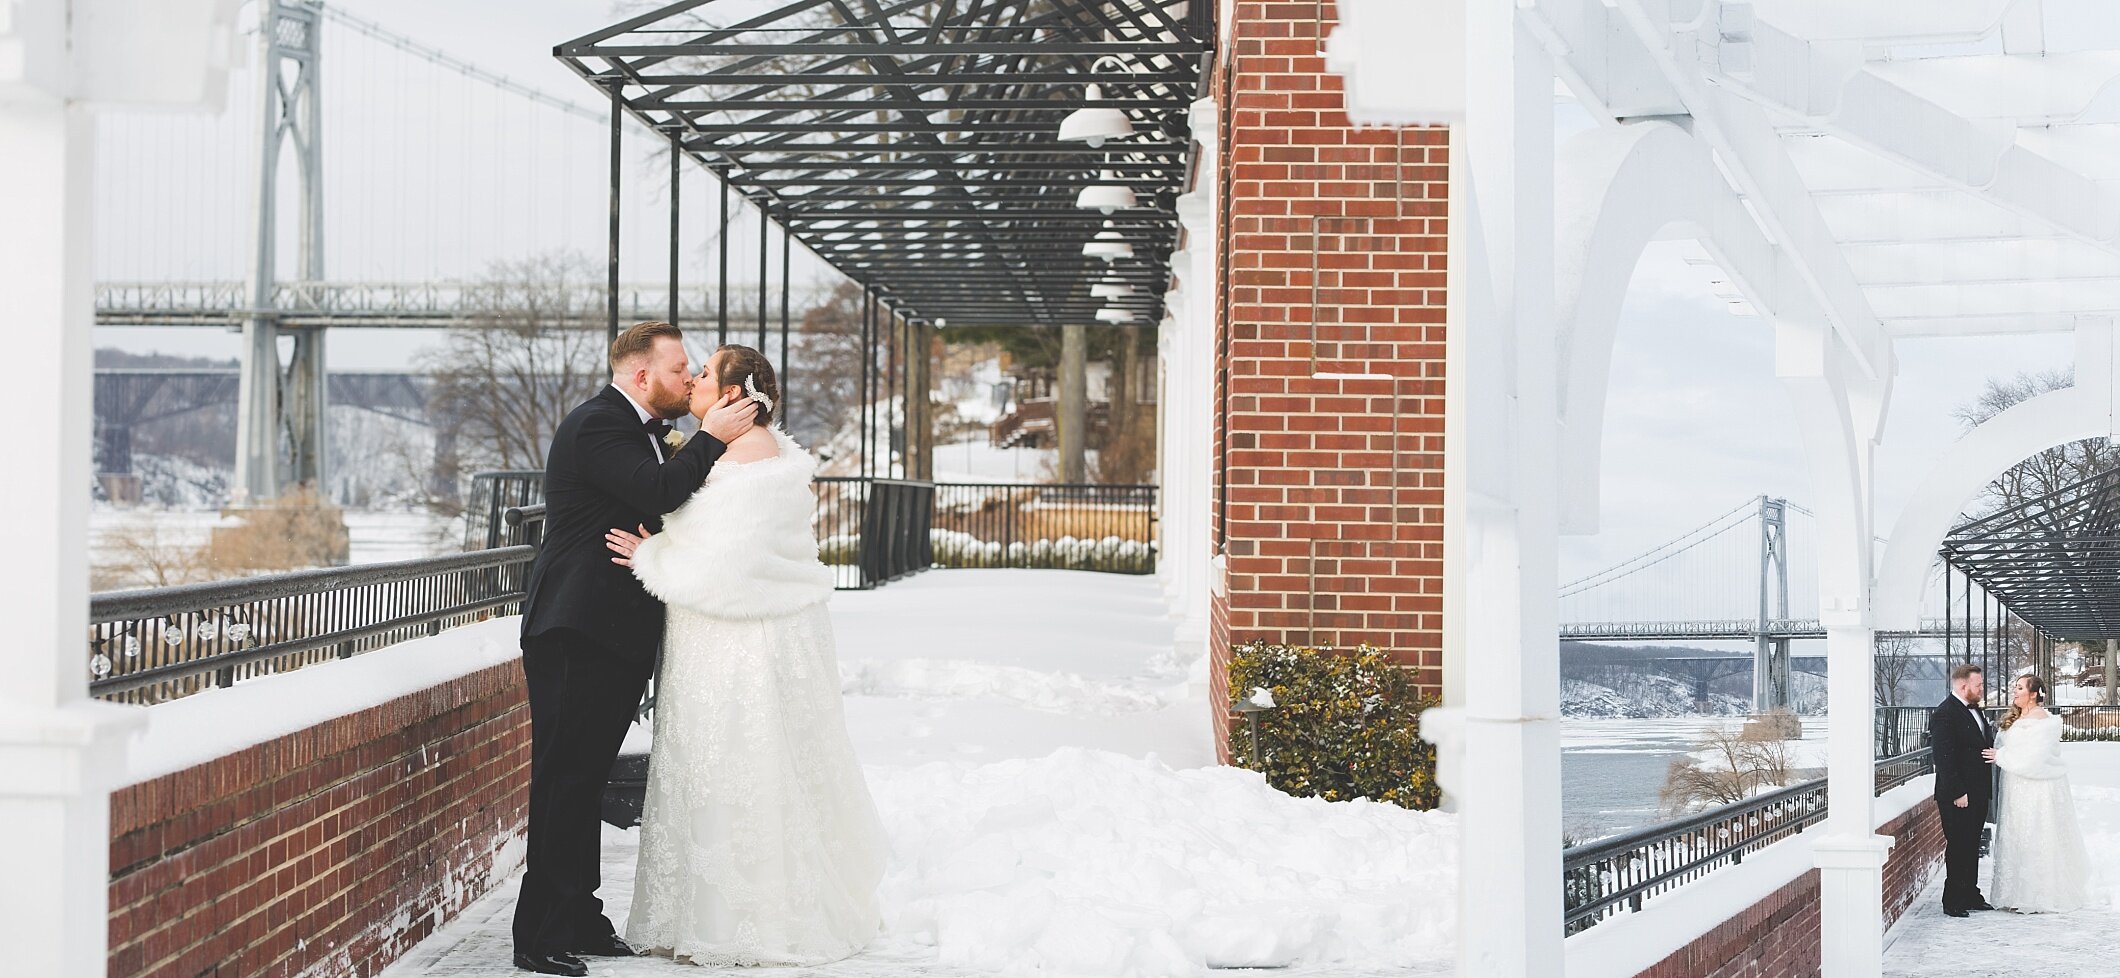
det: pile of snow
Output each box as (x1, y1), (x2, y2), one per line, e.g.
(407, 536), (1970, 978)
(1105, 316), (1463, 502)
(841, 658), (1180, 715)
(1563, 674), (1752, 718)
(868, 748), (1457, 975)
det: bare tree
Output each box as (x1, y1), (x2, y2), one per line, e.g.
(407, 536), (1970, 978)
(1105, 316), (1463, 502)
(423, 256), (610, 478)
(1874, 635), (1921, 708)
(1659, 723), (1797, 814)
(1956, 369), (2120, 523)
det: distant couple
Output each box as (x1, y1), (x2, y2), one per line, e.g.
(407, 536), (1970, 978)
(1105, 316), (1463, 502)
(509, 322), (886, 976)
(1931, 664), (2092, 917)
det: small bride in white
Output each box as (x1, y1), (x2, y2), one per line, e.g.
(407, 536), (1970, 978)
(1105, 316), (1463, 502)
(603, 344), (886, 966)
(1984, 673), (2092, 913)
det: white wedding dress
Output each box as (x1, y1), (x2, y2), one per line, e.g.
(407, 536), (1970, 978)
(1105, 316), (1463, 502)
(621, 429), (887, 965)
(1989, 712), (2092, 913)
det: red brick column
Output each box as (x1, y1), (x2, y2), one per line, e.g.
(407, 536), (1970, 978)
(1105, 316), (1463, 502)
(107, 659), (530, 978)
(1209, 0), (1448, 758)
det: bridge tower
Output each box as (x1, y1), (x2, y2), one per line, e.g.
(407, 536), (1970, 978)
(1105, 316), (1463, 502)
(234, 0), (328, 502)
(1753, 496), (1792, 711)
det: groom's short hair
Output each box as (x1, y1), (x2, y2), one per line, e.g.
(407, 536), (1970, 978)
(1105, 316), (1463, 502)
(1951, 664), (1984, 682)
(609, 321), (682, 373)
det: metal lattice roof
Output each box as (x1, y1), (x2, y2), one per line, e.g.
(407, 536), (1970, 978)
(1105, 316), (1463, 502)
(557, 0), (1211, 328)
(1943, 465), (2120, 642)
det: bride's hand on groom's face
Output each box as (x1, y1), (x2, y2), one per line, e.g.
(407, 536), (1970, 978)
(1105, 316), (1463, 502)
(607, 524), (652, 567)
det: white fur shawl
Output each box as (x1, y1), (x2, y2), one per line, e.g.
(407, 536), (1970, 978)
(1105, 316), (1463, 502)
(628, 429), (835, 620)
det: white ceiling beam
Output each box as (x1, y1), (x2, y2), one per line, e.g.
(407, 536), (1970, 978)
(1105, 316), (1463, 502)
(1523, 0), (1686, 120)
(1865, 282), (2120, 319)
(1714, 19), (2120, 245)
(1866, 51), (2120, 125)
(1882, 313), (2087, 336)
(1551, 0), (1892, 378)
(1749, 0), (2020, 44)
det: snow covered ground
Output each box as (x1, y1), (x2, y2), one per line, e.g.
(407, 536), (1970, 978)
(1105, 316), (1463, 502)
(382, 570), (1459, 978)
(1882, 742), (2120, 978)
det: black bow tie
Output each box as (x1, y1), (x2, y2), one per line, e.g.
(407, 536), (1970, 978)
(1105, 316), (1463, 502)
(643, 418), (673, 438)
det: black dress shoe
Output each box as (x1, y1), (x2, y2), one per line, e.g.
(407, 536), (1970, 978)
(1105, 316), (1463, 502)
(572, 934), (638, 957)
(1944, 907), (1970, 918)
(513, 951), (587, 976)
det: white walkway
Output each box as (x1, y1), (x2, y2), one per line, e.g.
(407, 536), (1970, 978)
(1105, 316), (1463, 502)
(1883, 743), (2120, 978)
(381, 570), (1457, 978)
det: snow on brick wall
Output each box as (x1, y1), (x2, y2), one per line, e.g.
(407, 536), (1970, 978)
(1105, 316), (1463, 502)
(106, 658), (529, 978)
(1208, 0), (1448, 760)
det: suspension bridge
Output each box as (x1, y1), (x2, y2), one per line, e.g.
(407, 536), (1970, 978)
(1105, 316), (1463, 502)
(1560, 495), (1956, 709)
(93, 0), (813, 505)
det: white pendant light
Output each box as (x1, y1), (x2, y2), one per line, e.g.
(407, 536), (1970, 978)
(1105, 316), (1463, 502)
(1096, 307), (1136, 324)
(1058, 82), (1134, 147)
(1075, 171), (1138, 214)
(1082, 221), (1133, 262)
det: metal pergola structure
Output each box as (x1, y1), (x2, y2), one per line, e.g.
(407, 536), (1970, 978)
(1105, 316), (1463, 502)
(556, 0), (1212, 335)
(1938, 464), (2120, 694)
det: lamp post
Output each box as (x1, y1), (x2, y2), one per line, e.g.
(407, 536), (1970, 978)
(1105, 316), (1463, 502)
(1232, 687), (1278, 766)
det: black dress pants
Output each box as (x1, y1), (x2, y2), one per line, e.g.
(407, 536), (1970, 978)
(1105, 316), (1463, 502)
(1937, 793), (1990, 912)
(513, 629), (654, 955)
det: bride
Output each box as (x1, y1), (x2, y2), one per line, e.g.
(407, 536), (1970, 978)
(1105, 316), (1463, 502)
(1984, 673), (2092, 913)
(602, 344), (887, 965)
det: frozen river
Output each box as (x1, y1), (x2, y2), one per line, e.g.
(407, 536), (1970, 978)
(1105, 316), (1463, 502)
(1561, 715), (1828, 842)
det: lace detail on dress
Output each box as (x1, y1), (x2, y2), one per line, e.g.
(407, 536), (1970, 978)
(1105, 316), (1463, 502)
(1989, 714), (2093, 913)
(622, 435), (887, 966)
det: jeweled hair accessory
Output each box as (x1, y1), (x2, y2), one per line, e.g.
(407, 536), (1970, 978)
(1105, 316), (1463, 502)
(743, 374), (775, 411)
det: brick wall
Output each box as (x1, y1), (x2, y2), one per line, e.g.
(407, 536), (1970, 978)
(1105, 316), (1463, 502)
(1209, 0), (1448, 757)
(1629, 796), (1947, 978)
(108, 659), (530, 978)
(1879, 799), (1946, 924)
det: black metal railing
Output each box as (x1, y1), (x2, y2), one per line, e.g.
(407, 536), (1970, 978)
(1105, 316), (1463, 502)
(1561, 748), (1934, 935)
(813, 477), (935, 589)
(473, 470), (1155, 590)
(929, 482), (1158, 574)
(88, 509), (545, 704)
(1879, 702), (2120, 745)
(465, 470), (545, 550)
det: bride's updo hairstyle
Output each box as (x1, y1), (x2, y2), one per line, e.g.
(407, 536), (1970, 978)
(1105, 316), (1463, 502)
(714, 344), (780, 427)
(2001, 673), (2048, 731)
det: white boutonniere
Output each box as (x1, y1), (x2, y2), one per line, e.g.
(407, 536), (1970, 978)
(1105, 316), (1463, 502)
(663, 429), (686, 452)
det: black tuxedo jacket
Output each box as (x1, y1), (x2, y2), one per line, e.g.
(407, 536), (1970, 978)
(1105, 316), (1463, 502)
(1929, 694), (1995, 804)
(520, 385), (724, 660)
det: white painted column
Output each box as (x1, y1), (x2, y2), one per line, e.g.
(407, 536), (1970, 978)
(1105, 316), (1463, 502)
(1426, 5), (1564, 975)
(0, 90), (143, 978)
(1160, 95), (1219, 670)
(0, 4), (240, 973)
(1779, 319), (1892, 978)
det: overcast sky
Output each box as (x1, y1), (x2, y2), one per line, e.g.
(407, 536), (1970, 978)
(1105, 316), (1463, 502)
(89, 1), (2085, 598)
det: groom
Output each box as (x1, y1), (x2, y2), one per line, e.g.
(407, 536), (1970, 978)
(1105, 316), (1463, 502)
(512, 321), (755, 976)
(1930, 663), (1996, 918)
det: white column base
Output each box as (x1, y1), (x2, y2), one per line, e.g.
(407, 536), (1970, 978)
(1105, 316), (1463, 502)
(0, 701), (142, 977)
(1815, 833), (1893, 978)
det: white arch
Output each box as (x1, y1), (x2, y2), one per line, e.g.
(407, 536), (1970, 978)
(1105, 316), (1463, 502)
(1554, 121), (1784, 533)
(1873, 385), (2104, 629)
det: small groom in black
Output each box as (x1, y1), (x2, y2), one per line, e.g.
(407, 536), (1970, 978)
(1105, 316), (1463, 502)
(510, 322), (755, 976)
(1930, 663), (1996, 918)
